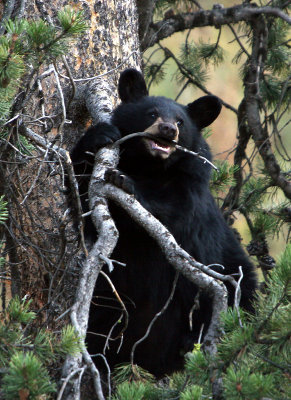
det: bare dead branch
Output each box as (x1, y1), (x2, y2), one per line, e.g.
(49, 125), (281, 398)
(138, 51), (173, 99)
(57, 367), (86, 400)
(189, 289), (201, 331)
(130, 271), (179, 365)
(99, 269), (129, 339)
(234, 266), (243, 328)
(18, 124), (88, 256)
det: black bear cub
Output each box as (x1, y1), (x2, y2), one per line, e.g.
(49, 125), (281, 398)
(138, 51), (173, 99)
(70, 68), (257, 377)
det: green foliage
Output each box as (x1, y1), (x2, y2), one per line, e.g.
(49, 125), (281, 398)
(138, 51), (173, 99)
(260, 75), (290, 109)
(239, 176), (289, 240)
(211, 160), (240, 197)
(252, 211), (277, 238)
(178, 42), (208, 86)
(6, 296), (36, 324)
(112, 381), (151, 400)
(239, 177), (268, 213)
(219, 245), (291, 399)
(2, 352), (56, 400)
(0, 7), (87, 122)
(144, 63), (167, 86)
(58, 6), (88, 35)
(56, 325), (85, 357)
(180, 385), (203, 400)
(201, 127), (213, 139)
(185, 348), (210, 386)
(0, 195), (8, 224)
(224, 365), (275, 399)
(196, 40), (224, 66)
(0, 297), (82, 399)
(266, 19), (290, 75)
(113, 363), (155, 385)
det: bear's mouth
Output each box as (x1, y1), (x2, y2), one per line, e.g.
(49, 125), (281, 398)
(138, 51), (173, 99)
(143, 135), (176, 158)
(148, 139), (171, 154)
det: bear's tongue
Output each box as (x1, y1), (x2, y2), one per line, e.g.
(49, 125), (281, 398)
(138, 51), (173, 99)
(149, 139), (170, 154)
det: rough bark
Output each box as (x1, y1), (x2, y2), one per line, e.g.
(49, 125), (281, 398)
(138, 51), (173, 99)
(136, 0), (155, 46)
(1, 1), (141, 398)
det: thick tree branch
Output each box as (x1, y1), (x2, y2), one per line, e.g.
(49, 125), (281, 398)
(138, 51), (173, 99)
(222, 99), (251, 212)
(144, 5), (291, 49)
(136, 0), (155, 45)
(244, 16), (291, 200)
(103, 180), (229, 355)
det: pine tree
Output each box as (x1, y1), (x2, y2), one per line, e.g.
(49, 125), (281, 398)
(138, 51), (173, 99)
(0, 7), (85, 399)
(0, 1), (290, 399)
(0, 297), (82, 399)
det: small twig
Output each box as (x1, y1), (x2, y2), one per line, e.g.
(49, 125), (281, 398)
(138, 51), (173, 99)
(254, 353), (291, 373)
(18, 124), (88, 257)
(191, 0), (203, 9)
(175, 143), (218, 170)
(198, 324), (204, 345)
(103, 315), (124, 353)
(99, 269), (129, 338)
(189, 289), (201, 331)
(52, 64), (67, 137)
(227, 24), (250, 58)
(234, 266), (243, 328)
(99, 254), (115, 273)
(117, 335), (124, 354)
(98, 254), (125, 271)
(20, 147), (49, 205)
(175, 79), (190, 101)
(58, 50), (139, 82)
(55, 306), (72, 322)
(113, 131), (218, 171)
(130, 272), (179, 365)
(3, 114), (20, 126)
(92, 354), (112, 399)
(57, 367), (86, 400)
(62, 55), (76, 109)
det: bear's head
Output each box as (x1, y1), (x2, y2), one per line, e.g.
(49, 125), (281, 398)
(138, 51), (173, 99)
(112, 68), (221, 161)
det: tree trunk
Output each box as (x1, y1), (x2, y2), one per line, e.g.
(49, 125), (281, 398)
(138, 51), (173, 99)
(2, 1), (141, 398)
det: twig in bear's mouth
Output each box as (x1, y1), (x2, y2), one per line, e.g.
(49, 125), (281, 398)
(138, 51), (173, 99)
(113, 132), (218, 171)
(173, 143), (218, 171)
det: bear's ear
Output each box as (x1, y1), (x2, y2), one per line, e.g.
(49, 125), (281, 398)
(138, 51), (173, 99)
(187, 95), (222, 129)
(118, 68), (149, 103)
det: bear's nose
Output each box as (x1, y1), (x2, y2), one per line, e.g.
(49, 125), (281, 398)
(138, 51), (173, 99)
(158, 123), (177, 140)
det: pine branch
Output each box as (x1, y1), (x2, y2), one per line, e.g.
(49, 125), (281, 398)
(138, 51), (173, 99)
(158, 43), (237, 114)
(145, 4), (291, 49)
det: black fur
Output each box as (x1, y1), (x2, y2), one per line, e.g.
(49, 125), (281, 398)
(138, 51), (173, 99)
(70, 69), (257, 377)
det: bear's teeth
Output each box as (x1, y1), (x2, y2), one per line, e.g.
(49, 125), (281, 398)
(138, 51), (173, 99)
(150, 140), (170, 154)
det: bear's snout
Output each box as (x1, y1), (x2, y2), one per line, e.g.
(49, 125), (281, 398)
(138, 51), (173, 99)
(158, 122), (177, 140)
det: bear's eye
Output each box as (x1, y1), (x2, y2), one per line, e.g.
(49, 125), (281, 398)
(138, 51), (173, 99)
(177, 119), (184, 127)
(148, 110), (158, 120)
